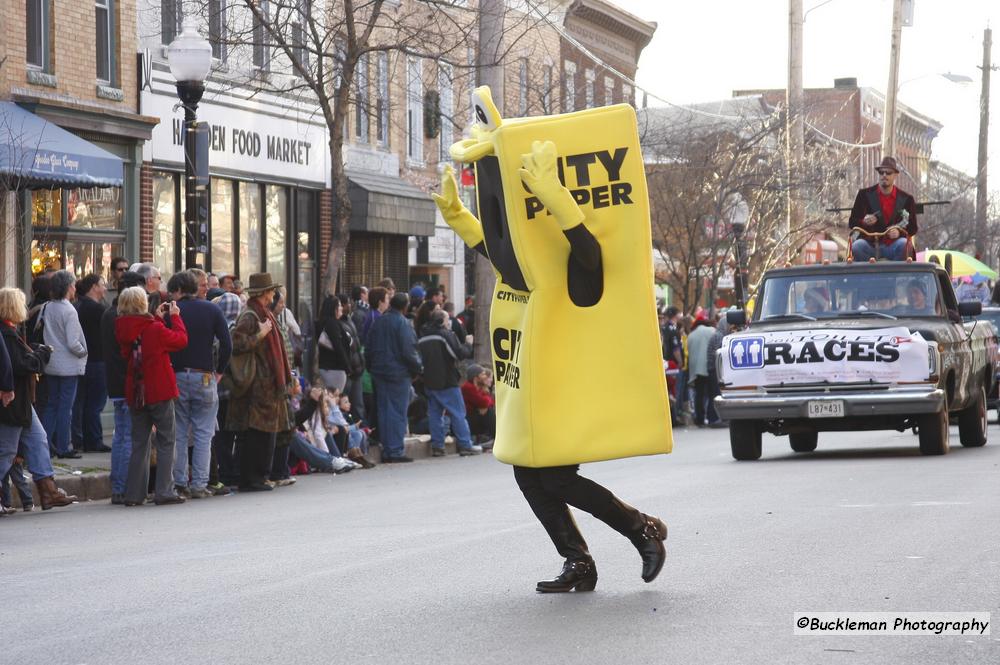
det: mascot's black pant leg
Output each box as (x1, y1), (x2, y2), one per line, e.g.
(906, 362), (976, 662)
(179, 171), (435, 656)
(513, 465), (645, 559)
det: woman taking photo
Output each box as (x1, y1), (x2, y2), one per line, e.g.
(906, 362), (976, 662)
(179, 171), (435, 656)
(115, 287), (189, 506)
(0, 288), (77, 511)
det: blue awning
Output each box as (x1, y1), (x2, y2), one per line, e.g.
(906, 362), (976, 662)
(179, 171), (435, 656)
(0, 102), (123, 188)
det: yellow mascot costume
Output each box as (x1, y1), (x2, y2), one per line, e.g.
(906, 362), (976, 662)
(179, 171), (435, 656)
(433, 87), (671, 468)
(434, 87), (672, 592)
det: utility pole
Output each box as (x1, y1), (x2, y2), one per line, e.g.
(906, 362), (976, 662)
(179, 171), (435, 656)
(786, 0), (804, 263)
(473, 0), (504, 365)
(882, 0), (904, 159)
(975, 27), (995, 262)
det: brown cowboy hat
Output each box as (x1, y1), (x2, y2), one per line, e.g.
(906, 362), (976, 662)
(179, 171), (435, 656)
(245, 272), (282, 295)
(877, 156), (899, 173)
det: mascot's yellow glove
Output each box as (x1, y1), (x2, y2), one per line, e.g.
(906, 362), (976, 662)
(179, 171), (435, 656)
(432, 165), (485, 248)
(519, 140), (585, 231)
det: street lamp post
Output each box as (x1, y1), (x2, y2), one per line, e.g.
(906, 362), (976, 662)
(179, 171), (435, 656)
(731, 219), (749, 311)
(167, 19), (213, 270)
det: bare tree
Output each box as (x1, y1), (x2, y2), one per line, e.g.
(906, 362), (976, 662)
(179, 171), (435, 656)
(186, 0), (556, 295)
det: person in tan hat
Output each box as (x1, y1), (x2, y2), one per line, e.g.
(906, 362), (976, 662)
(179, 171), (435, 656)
(849, 156), (918, 261)
(226, 273), (298, 491)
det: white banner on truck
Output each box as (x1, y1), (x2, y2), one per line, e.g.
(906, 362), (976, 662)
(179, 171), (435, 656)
(722, 327), (930, 386)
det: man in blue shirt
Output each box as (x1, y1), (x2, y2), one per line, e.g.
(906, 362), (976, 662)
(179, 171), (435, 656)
(365, 293), (422, 463)
(168, 271), (232, 497)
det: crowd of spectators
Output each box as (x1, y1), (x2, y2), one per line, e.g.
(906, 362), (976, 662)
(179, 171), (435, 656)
(0, 261), (495, 515)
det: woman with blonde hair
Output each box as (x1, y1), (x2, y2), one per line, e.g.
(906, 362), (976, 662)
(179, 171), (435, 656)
(115, 286), (189, 506)
(0, 287), (77, 510)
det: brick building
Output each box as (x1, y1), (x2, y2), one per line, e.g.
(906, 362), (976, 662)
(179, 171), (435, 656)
(1, 0), (158, 288)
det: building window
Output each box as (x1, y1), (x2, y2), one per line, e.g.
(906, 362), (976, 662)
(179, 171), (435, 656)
(407, 57), (424, 163)
(239, 182), (262, 274)
(210, 178), (235, 276)
(439, 63), (453, 162)
(585, 68), (595, 108)
(208, 0), (226, 61)
(563, 61), (576, 112)
(95, 0), (114, 83)
(518, 59), (528, 116)
(265, 185), (288, 289)
(26, 0), (50, 71)
(355, 53), (369, 143)
(542, 65), (553, 114)
(376, 52), (389, 146)
(152, 173), (177, 277)
(291, 0), (308, 70)
(604, 76), (614, 105)
(253, 0), (270, 71)
(161, 0), (181, 45)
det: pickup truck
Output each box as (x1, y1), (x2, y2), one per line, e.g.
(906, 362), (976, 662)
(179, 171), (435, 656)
(715, 262), (997, 459)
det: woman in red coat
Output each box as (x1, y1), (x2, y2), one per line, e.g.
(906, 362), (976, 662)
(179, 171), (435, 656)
(115, 286), (188, 506)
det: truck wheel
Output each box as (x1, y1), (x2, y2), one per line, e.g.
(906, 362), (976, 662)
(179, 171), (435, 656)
(958, 386), (988, 447)
(789, 432), (818, 452)
(917, 408), (950, 455)
(730, 420), (762, 460)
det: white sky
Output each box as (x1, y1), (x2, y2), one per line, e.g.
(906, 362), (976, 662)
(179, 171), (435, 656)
(613, 0), (1000, 178)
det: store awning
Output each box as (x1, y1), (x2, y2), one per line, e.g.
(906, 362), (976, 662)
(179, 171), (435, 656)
(0, 102), (123, 188)
(347, 169), (436, 237)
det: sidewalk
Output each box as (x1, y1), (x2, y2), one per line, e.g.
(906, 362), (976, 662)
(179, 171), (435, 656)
(16, 434), (481, 506)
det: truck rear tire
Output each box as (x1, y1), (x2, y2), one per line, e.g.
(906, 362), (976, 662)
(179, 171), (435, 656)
(789, 432), (818, 452)
(917, 408), (950, 455)
(958, 386), (988, 447)
(730, 420), (762, 460)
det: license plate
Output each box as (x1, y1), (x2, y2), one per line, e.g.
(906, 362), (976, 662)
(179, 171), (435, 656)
(807, 400), (845, 418)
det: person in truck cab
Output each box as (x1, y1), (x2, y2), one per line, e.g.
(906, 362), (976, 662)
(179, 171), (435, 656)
(802, 286), (831, 315)
(849, 157), (918, 261)
(905, 280), (938, 316)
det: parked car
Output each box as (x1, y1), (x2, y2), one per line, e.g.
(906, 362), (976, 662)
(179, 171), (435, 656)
(715, 262), (995, 459)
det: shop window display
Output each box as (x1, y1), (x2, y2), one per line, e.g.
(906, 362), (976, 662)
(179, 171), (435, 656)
(265, 185), (287, 287)
(211, 178), (235, 276)
(239, 182), (262, 275)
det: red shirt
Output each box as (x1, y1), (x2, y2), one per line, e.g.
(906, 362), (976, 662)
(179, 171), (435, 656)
(462, 381), (494, 411)
(116, 314), (189, 406)
(877, 186), (898, 244)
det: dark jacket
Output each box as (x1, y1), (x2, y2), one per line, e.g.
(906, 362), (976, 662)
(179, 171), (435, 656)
(116, 313), (188, 406)
(225, 309), (292, 433)
(101, 305), (126, 399)
(849, 184), (918, 243)
(318, 316), (352, 372)
(170, 297), (232, 372)
(340, 314), (365, 378)
(417, 322), (472, 390)
(0, 326), (11, 393)
(76, 297), (107, 363)
(0, 322), (47, 427)
(365, 309), (422, 379)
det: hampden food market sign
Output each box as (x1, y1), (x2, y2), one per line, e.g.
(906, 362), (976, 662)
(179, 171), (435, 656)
(142, 89), (329, 187)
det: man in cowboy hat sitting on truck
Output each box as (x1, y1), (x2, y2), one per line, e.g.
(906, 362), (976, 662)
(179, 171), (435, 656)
(849, 156), (918, 262)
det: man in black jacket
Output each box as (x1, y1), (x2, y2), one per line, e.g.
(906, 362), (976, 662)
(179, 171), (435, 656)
(417, 309), (480, 457)
(72, 274), (110, 452)
(849, 156), (918, 261)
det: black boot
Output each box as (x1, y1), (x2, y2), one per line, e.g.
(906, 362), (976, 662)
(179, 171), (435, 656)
(536, 558), (598, 593)
(596, 497), (669, 583)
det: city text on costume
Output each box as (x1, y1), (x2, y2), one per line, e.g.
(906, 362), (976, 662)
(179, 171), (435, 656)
(523, 147), (634, 220)
(493, 327), (523, 388)
(171, 119), (313, 165)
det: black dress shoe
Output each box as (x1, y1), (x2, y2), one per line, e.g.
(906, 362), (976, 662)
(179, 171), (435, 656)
(153, 495), (186, 505)
(85, 444), (113, 452)
(111, 493), (125, 505)
(536, 559), (598, 593)
(56, 450), (82, 459)
(383, 455), (413, 463)
(633, 515), (668, 583)
(240, 483), (274, 492)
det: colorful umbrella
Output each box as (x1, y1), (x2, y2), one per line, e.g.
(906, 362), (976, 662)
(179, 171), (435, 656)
(915, 250), (998, 279)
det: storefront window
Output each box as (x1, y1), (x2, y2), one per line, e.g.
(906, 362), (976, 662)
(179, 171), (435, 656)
(265, 185), (287, 287)
(211, 178), (235, 276)
(152, 173), (177, 276)
(239, 182), (262, 276)
(66, 187), (122, 229)
(31, 189), (61, 226)
(31, 239), (122, 280)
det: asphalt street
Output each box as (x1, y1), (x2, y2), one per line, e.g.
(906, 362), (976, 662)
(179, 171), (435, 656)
(3, 425), (998, 665)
